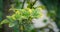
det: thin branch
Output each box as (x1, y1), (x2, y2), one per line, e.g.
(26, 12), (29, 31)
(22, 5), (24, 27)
(30, 0), (37, 8)
(33, 0), (37, 6)
(21, 0), (25, 9)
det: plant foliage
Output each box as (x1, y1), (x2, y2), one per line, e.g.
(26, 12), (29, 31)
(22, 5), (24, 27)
(1, 7), (42, 32)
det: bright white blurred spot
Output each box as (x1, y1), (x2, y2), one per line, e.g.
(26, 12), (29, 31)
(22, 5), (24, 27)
(32, 9), (49, 28)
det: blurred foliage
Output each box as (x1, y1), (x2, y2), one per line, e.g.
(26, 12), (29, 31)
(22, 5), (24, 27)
(40, 0), (60, 29)
(0, 0), (3, 10)
(0, 0), (60, 32)
(1, 7), (42, 32)
(40, 0), (58, 21)
(0, 0), (3, 32)
(0, 11), (3, 21)
(0, 0), (3, 21)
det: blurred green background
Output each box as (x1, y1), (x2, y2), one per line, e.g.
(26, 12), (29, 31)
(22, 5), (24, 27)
(0, 0), (60, 32)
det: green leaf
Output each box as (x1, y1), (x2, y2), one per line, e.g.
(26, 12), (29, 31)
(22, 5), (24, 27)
(1, 19), (9, 24)
(7, 16), (15, 22)
(15, 14), (21, 20)
(32, 9), (41, 18)
(9, 23), (15, 27)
